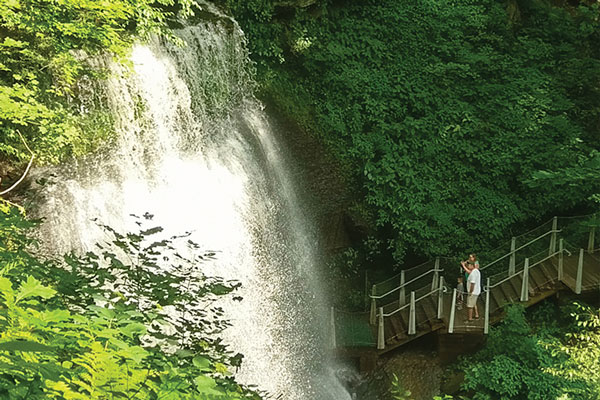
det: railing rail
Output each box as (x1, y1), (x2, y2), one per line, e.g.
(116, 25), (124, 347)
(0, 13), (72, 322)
(382, 286), (440, 318)
(376, 284), (444, 349)
(486, 249), (562, 291)
(480, 243), (580, 332)
(369, 268), (443, 299)
(480, 229), (560, 272)
(372, 259), (433, 294)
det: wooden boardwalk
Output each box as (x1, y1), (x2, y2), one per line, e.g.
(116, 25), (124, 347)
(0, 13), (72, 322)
(373, 253), (598, 352)
(333, 216), (600, 363)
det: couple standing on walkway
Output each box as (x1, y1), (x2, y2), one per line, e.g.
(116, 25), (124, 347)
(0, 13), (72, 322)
(461, 254), (481, 323)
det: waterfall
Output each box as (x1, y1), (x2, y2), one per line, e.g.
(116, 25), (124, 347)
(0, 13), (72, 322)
(33, 14), (352, 400)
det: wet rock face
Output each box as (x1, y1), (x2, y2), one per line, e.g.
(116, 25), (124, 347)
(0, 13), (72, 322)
(262, 103), (352, 254)
(355, 349), (443, 400)
(336, 367), (362, 398)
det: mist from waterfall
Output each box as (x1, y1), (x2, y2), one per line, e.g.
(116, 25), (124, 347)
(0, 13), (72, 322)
(33, 15), (351, 400)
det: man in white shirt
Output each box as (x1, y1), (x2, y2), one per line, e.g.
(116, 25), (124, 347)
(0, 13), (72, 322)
(466, 263), (481, 321)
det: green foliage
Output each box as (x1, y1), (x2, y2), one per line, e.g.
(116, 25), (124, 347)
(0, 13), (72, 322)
(390, 374), (412, 400)
(458, 302), (600, 400)
(224, 0), (284, 66)
(326, 236), (391, 308)
(229, 0), (600, 265)
(0, 0), (197, 167)
(0, 201), (260, 399)
(390, 372), (460, 400)
(460, 305), (561, 400)
(529, 150), (600, 204)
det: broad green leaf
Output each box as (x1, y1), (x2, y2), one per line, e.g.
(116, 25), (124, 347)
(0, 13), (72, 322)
(40, 309), (71, 323)
(0, 277), (15, 305)
(192, 355), (211, 371)
(16, 275), (56, 303)
(193, 375), (220, 393)
(175, 348), (194, 358)
(119, 322), (147, 339)
(117, 345), (148, 363)
(89, 305), (116, 320)
(16, 275), (56, 302)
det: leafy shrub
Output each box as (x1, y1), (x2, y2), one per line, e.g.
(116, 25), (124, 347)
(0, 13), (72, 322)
(0, 201), (260, 399)
(0, 0), (197, 166)
(458, 302), (600, 400)
(229, 0), (600, 266)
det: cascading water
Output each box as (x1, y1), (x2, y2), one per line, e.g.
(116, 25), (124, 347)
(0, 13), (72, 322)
(33, 11), (352, 400)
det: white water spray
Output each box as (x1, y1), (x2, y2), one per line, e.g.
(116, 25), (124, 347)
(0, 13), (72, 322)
(34, 17), (352, 400)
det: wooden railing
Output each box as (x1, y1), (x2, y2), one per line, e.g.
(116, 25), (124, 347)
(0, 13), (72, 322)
(375, 276), (445, 349)
(348, 213), (599, 351)
(369, 265), (442, 325)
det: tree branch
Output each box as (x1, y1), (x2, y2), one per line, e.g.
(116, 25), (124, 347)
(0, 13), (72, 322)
(0, 130), (35, 196)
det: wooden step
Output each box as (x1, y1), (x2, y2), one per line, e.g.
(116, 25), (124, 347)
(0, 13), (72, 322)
(581, 256), (600, 290)
(514, 276), (524, 299)
(389, 315), (404, 336)
(491, 285), (508, 308)
(384, 317), (397, 339)
(415, 305), (428, 332)
(421, 297), (437, 325)
(488, 291), (502, 314)
(385, 316), (406, 344)
(497, 283), (514, 304)
(529, 264), (555, 293)
(402, 308), (411, 331)
(562, 255), (580, 282)
(397, 307), (408, 329)
(539, 261), (557, 284)
(561, 272), (577, 292)
(500, 279), (518, 302)
(529, 267), (544, 292)
(430, 295), (442, 320)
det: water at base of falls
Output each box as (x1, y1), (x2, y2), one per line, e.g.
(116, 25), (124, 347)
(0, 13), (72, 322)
(33, 16), (353, 400)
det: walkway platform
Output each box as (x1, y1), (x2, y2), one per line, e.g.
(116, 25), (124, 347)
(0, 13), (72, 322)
(333, 215), (600, 366)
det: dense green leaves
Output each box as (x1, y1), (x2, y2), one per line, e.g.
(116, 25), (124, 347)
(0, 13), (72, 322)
(229, 0), (600, 269)
(0, 202), (260, 399)
(457, 303), (600, 399)
(0, 0), (197, 168)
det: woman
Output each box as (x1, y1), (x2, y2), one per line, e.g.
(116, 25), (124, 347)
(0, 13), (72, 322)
(461, 253), (479, 280)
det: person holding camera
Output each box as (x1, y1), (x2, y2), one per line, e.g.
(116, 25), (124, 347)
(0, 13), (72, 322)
(461, 254), (481, 322)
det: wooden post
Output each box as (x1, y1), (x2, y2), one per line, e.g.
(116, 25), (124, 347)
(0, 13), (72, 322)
(448, 288), (457, 334)
(432, 258), (440, 291)
(558, 239), (564, 281)
(549, 216), (558, 256)
(588, 227), (596, 253)
(330, 307), (336, 349)
(364, 270), (369, 311)
(576, 249), (584, 294)
(437, 276), (444, 319)
(408, 291), (416, 335)
(399, 270), (406, 307)
(377, 307), (385, 350)
(484, 278), (490, 334)
(520, 258), (529, 302)
(370, 286), (376, 326)
(509, 237), (516, 275)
